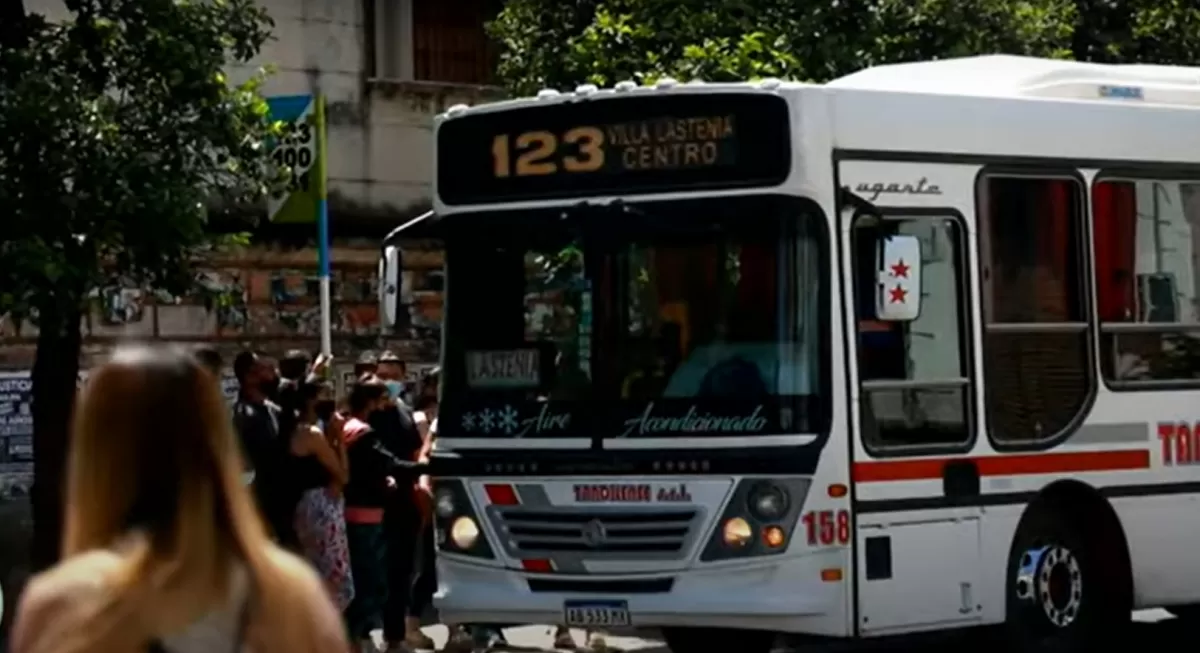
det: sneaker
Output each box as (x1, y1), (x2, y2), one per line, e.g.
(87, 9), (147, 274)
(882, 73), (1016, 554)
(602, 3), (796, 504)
(404, 630), (436, 650)
(358, 638), (382, 653)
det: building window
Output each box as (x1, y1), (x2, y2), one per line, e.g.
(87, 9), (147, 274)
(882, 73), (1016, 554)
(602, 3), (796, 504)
(853, 214), (973, 451)
(1094, 178), (1200, 386)
(979, 175), (1092, 444)
(373, 0), (502, 86)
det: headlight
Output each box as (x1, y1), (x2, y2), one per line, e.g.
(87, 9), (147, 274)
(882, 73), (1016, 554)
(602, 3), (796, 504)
(433, 479), (494, 559)
(700, 477), (810, 562)
(435, 489), (456, 518)
(450, 516), (480, 549)
(722, 517), (753, 548)
(747, 482), (789, 521)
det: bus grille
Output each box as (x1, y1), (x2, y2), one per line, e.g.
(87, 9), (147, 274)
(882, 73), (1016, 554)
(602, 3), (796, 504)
(494, 508), (699, 554)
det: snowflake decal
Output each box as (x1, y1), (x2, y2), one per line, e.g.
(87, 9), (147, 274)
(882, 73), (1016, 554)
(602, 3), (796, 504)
(498, 405), (520, 434)
(461, 412), (476, 431)
(479, 409), (496, 433)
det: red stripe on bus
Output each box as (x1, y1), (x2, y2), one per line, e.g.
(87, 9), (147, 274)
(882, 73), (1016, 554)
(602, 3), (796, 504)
(852, 449), (1150, 483)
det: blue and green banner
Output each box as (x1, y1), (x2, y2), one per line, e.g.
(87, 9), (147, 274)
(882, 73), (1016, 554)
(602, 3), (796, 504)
(266, 94), (327, 224)
(267, 94), (333, 355)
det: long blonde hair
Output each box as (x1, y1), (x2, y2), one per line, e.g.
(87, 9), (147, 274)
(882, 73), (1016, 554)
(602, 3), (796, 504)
(48, 344), (333, 653)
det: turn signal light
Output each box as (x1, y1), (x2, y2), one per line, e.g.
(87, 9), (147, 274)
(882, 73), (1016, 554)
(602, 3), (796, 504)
(821, 568), (843, 582)
(763, 525), (786, 548)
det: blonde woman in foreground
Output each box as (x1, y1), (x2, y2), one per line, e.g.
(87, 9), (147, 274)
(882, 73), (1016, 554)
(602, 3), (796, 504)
(11, 344), (350, 653)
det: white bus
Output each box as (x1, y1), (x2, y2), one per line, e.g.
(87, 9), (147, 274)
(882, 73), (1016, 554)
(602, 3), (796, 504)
(378, 55), (1200, 652)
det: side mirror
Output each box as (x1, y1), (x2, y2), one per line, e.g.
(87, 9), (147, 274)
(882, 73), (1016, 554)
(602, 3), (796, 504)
(875, 233), (922, 321)
(379, 245), (402, 330)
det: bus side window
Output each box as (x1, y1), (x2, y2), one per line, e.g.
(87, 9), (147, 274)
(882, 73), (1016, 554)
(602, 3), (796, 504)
(1095, 178), (1200, 386)
(979, 175), (1091, 444)
(852, 214), (972, 451)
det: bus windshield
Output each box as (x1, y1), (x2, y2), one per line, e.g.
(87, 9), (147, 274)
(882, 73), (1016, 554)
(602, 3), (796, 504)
(439, 195), (828, 443)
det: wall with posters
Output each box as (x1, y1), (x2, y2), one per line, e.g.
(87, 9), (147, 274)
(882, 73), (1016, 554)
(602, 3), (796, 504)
(0, 238), (444, 369)
(0, 371), (90, 498)
(0, 238), (445, 474)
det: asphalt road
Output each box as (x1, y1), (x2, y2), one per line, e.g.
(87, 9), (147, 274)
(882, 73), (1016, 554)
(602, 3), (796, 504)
(418, 609), (1185, 652)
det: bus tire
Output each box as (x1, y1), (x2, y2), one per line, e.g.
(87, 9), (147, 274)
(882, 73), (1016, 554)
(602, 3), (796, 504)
(1004, 499), (1129, 652)
(661, 627), (774, 653)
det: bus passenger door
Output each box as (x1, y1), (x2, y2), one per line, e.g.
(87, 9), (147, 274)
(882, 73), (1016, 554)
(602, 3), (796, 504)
(838, 175), (985, 636)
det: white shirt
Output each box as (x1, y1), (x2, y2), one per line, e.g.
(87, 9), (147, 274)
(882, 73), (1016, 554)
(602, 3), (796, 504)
(157, 566), (250, 653)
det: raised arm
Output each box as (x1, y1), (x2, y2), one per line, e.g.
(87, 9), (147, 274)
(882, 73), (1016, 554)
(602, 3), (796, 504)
(294, 425), (349, 486)
(325, 412), (350, 489)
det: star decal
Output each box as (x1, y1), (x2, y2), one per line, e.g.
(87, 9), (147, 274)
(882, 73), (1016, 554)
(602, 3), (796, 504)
(890, 259), (910, 279)
(889, 285), (908, 304)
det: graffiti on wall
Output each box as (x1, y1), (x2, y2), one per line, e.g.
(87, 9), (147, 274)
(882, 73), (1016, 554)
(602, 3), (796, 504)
(0, 241), (445, 344)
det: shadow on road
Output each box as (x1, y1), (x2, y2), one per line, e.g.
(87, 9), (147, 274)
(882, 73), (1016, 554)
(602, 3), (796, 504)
(780, 617), (1187, 653)
(447, 617), (1188, 653)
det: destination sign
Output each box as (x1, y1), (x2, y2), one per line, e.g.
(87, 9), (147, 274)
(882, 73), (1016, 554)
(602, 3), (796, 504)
(436, 93), (791, 205)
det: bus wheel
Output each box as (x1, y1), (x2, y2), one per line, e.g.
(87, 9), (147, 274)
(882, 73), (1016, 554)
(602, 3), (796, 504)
(661, 627), (774, 653)
(1005, 502), (1128, 652)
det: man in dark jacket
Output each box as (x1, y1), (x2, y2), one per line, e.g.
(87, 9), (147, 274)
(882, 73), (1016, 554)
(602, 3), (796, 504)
(232, 350), (297, 548)
(368, 381), (433, 651)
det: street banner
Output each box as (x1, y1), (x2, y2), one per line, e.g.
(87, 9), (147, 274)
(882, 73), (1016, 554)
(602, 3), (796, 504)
(266, 94), (327, 224)
(267, 94), (333, 355)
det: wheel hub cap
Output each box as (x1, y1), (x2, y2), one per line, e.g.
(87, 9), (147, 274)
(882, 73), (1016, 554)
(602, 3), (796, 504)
(1014, 544), (1083, 628)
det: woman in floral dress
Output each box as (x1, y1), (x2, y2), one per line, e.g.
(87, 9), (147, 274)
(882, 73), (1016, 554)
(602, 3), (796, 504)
(283, 377), (354, 610)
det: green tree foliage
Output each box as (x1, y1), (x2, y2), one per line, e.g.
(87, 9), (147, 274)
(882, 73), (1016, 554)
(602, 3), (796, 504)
(0, 0), (276, 567)
(488, 0), (1200, 93)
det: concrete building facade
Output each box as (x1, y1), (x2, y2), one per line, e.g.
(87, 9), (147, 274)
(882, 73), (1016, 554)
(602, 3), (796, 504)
(0, 0), (502, 630)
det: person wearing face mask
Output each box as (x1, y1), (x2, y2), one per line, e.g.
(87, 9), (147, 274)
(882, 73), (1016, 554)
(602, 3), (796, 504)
(342, 376), (429, 653)
(367, 367), (431, 653)
(375, 351), (411, 407)
(233, 350), (298, 549)
(281, 376), (354, 612)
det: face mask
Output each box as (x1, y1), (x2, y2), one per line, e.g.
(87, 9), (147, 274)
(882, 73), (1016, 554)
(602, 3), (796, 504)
(259, 376), (280, 399)
(315, 399), (337, 423)
(384, 380), (404, 400)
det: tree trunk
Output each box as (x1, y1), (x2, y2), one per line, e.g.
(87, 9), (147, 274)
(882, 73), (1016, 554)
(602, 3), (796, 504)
(29, 303), (82, 571)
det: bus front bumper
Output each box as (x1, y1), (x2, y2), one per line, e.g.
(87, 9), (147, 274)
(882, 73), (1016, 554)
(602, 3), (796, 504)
(434, 552), (846, 633)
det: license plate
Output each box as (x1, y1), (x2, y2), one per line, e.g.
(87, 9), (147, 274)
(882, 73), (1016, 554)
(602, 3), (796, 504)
(563, 600), (631, 627)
